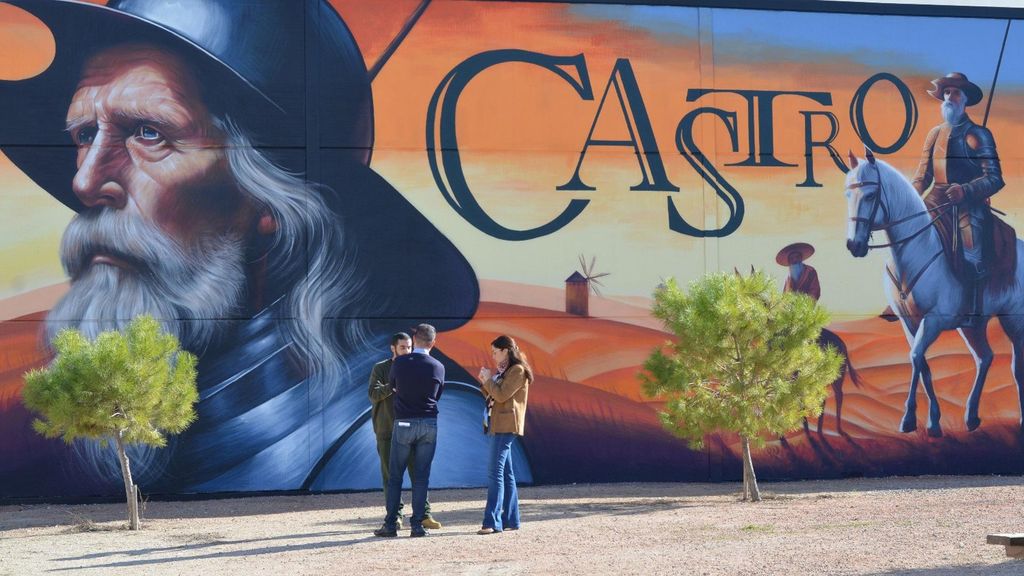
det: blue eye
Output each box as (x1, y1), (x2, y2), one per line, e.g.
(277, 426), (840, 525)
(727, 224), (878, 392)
(136, 125), (162, 141)
(75, 127), (97, 145)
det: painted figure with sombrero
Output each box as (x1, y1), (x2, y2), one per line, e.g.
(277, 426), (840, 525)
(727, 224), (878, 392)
(911, 71), (1012, 327)
(0, 0), (483, 497)
(777, 242), (820, 301)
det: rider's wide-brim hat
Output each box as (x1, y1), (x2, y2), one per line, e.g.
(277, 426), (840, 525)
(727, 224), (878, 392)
(927, 72), (983, 106)
(776, 242), (815, 266)
(0, 0), (478, 331)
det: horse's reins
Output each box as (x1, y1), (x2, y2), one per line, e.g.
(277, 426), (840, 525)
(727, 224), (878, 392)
(847, 167), (953, 301)
(848, 179), (952, 249)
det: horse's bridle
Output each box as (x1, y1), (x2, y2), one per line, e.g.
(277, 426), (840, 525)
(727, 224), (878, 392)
(847, 164), (951, 250)
(848, 177), (887, 239)
(846, 162), (953, 301)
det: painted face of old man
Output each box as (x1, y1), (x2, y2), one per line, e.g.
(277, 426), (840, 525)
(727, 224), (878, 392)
(49, 44), (257, 350)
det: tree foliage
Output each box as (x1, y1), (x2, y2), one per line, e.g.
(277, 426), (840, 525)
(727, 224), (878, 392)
(641, 271), (843, 500)
(23, 315), (198, 528)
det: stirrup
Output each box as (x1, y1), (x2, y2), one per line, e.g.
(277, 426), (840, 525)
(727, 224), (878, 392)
(959, 307), (987, 328)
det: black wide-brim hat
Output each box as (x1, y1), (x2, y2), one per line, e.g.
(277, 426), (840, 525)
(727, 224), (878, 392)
(0, 0), (478, 332)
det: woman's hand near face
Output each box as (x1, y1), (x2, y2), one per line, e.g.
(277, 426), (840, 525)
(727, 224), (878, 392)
(478, 367), (492, 382)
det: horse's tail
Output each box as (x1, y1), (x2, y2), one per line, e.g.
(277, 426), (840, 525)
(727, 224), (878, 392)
(819, 328), (864, 389)
(845, 356), (864, 389)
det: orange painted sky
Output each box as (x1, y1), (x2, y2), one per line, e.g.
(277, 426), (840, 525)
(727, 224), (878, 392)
(337, 1), (1024, 316)
(0, 1), (1021, 317)
(0, 3), (54, 80)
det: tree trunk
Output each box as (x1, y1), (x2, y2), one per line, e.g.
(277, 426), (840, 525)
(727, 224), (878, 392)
(742, 461), (750, 499)
(741, 435), (761, 502)
(114, 431), (140, 530)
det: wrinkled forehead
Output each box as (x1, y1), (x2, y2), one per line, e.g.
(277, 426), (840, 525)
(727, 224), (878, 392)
(69, 44), (209, 118)
(76, 44), (199, 92)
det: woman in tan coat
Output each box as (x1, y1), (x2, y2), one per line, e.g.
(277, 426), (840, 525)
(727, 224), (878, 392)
(476, 335), (531, 534)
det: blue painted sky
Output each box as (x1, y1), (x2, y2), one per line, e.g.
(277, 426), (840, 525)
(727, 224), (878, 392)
(714, 9), (1021, 88)
(568, 5), (699, 40)
(568, 4), (1022, 89)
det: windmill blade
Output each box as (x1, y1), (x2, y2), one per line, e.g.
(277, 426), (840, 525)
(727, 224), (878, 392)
(589, 272), (611, 280)
(578, 254), (588, 275)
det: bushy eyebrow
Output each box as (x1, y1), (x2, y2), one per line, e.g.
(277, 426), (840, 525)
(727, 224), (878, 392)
(64, 115), (93, 134)
(64, 106), (192, 135)
(111, 108), (184, 133)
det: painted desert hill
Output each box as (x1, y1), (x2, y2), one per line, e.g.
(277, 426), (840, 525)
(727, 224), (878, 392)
(1, 280), (1022, 482)
(443, 293), (1024, 480)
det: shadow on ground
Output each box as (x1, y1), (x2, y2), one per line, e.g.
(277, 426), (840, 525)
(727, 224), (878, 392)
(5, 475), (1022, 533)
(36, 496), (704, 571)
(873, 562), (1023, 575)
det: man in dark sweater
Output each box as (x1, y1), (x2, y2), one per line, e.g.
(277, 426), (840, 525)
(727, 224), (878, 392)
(368, 332), (440, 530)
(374, 324), (445, 537)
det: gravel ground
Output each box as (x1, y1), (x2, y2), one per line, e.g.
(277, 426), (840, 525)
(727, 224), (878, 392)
(1, 476), (1023, 575)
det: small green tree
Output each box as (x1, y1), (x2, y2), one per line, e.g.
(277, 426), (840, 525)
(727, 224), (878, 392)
(641, 271), (842, 502)
(23, 316), (198, 529)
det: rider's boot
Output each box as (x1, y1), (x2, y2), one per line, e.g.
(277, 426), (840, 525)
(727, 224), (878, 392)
(960, 262), (987, 328)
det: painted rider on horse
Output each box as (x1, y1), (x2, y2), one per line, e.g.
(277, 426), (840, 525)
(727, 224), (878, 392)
(911, 72), (1013, 326)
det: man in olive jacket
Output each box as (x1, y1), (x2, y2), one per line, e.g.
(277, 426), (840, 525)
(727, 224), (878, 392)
(368, 332), (439, 529)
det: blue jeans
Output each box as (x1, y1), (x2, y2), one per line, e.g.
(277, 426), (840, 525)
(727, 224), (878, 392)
(384, 418), (437, 529)
(482, 432), (519, 531)
(376, 437), (432, 518)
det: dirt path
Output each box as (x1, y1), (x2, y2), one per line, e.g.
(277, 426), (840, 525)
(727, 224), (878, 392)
(2, 476), (1022, 575)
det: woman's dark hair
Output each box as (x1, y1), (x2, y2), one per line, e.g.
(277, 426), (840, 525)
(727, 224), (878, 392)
(491, 335), (533, 381)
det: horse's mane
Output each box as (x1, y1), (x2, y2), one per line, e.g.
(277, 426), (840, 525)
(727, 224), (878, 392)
(860, 156), (1017, 294)
(855, 157), (927, 216)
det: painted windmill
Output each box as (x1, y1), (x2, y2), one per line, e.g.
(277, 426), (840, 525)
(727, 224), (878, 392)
(565, 255), (610, 317)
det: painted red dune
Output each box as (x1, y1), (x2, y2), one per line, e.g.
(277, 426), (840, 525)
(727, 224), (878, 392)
(444, 299), (1024, 480)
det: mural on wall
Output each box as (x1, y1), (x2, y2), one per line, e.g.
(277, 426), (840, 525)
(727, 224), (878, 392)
(1, 0), (1023, 499)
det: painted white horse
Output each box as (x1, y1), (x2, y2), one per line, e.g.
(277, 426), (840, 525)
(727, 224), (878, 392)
(844, 151), (1024, 437)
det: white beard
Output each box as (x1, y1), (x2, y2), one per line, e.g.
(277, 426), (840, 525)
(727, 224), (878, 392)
(47, 208), (247, 354)
(941, 99), (966, 125)
(47, 208), (249, 489)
